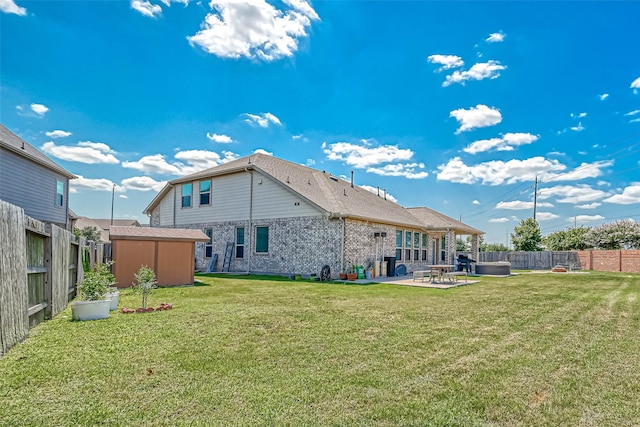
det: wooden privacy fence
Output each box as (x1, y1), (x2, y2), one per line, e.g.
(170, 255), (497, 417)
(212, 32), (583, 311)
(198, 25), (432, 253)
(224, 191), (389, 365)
(479, 251), (581, 270)
(0, 200), (92, 358)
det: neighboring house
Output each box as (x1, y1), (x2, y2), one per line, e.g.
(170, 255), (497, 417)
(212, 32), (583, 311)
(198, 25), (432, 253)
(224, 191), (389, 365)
(143, 153), (484, 277)
(0, 124), (75, 230)
(73, 216), (142, 242)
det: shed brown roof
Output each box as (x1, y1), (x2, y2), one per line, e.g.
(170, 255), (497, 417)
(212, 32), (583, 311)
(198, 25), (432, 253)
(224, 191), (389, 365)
(109, 226), (209, 242)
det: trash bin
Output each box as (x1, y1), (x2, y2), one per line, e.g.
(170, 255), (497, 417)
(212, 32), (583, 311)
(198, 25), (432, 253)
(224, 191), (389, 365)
(384, 256), (396, 277)
(356, 265), (365, 279)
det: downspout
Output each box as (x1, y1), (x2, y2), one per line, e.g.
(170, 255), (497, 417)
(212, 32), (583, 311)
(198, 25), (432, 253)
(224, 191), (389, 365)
(172, 184), (176, 228)
(246, 168), (253, 273)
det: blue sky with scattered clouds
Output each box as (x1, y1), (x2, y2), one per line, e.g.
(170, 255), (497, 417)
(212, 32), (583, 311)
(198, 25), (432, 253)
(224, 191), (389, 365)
(2, 0), (639, 244)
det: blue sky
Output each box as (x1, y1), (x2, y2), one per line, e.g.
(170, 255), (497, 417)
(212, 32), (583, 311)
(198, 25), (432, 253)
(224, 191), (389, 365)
(2, 0), (639, 244)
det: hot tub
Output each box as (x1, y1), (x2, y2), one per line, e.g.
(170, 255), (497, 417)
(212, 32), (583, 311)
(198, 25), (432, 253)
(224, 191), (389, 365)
(475, 262), (511, 275)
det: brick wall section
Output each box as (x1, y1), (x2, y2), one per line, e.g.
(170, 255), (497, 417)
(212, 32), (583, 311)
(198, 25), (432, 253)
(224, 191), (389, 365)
(577, 250), (640, 273)
(344, 219), (435, 274)
(180, 216), (343, 277)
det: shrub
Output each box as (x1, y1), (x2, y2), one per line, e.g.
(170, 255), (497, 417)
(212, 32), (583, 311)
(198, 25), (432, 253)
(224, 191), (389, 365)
(132, 265), (157, 309)
(78, 262), (115, 301)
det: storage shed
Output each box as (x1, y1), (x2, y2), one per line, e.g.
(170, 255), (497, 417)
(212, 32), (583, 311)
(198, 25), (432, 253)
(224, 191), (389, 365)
(109, 226), (209, 288)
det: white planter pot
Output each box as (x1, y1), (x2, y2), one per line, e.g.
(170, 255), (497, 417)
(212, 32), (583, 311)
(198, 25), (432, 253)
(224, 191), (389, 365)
(71, 300), (110, 321)
(106, 291), (120, 311)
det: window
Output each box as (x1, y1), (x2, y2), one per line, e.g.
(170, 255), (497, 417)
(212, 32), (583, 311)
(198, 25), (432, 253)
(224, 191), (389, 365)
(235, 227), (245, 258)
(181, 183), (192, 208)
(204, 228), (213, 258)
(395, 230), (403, 260)
(199, 180), (211, 206)
(256, 226), (269, 253)
(441, 235), (447, 261)
(405, 231), (412, 261)
(413, 232), (420, 261)
(56, 180), (64, 207)
(422, 233), (428, 261)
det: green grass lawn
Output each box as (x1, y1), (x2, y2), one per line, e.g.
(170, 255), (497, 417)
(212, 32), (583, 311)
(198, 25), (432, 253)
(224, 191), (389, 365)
(1, 272), (639, 426)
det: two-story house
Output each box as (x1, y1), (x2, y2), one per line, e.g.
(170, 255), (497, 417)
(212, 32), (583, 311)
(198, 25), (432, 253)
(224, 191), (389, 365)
(0, 124), (75, 229)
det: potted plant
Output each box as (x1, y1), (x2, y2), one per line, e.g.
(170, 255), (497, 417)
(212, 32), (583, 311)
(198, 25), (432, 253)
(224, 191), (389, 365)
(346, 263), (358, 281)
(71, 262), (113, 321)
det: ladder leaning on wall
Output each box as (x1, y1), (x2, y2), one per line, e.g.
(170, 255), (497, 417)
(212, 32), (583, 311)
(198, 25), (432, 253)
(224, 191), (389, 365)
(222, 241), (234, 272)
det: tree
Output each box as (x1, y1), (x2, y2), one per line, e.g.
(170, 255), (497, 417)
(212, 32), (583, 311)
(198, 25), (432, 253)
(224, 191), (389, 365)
(511, 218), (542, 251)
(585, 220), (640, 250)
(74, 226), (102, 242)
(481, 242), (510, 252)
(456, 237), (469, 252)
(543, 226), (591, 251)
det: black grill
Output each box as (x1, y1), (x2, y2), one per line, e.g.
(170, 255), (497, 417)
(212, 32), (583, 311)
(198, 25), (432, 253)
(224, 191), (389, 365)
(456, 254), (476, 272)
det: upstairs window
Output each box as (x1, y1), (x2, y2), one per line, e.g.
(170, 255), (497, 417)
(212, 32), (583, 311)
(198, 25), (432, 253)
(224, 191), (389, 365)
(199, 180), (211, 206)
(181, 183), (192, 208)
(55, 180), (64, 207)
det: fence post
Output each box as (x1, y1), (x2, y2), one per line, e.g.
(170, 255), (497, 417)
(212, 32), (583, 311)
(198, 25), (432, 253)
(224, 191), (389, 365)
(43, 223), (53, 320)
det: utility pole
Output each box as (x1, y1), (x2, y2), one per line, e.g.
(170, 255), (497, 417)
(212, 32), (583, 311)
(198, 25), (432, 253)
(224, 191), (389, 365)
(533, 176), (538, 221)
(110, 184), (115, 226)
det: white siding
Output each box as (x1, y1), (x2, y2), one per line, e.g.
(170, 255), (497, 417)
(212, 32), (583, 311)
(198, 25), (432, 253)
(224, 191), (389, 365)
(161, 171), (322, 226)
(157, 186), (175, 226)
(252, 174), (320, 219)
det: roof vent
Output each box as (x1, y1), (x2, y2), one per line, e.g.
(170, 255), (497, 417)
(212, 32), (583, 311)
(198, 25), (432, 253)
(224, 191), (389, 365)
(343, 189), (347, 196)
(248, 158), (251, 164)
(377, 186), (380, 197)
(21, 141), (25, 150)
(384, 189), (387, 200)
(286, 176), (290, 183)
(350, 171), (354, 188)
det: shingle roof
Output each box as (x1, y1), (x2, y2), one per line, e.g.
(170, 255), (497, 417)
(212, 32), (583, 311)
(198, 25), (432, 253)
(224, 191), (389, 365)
(144, 153), (484, 234)
(0, 124), (75, 179)
(407, 207), (484, 235)
(109, 226), (209, 242)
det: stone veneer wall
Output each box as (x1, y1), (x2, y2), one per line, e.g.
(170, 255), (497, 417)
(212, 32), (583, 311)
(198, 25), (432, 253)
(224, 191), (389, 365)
(179, 216), (343, 277)
(344, 219), (437, 275)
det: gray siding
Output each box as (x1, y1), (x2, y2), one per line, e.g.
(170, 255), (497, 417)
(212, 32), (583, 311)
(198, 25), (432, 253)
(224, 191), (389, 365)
(0, 148), (69, 227)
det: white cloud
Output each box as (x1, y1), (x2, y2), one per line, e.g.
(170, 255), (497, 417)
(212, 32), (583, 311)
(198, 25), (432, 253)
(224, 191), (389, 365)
(450, 104), (502, 134)
(253, 148), (273, 156)
(121, 176), (167, 192)
(130, 0), (162, 18)
(367, 163), (429, 179)
(630, 118), (640, 124)
(573, 215), (604, 222)
(576, 202), (601, 209)
(244, 112), (281, 128)
(306, 158), (315, 166)
(599, 93), (609, 101)
(624, 109), (640, 116)
(123, 150), (238, 175)
(30, 103), (49, 116)
(323, 140), (414, 168)
(464, 132), (539, 154)
(119, 195), (128, 199)
(631, 77), (640, 93)
(427, 54), (464, 71)
(538, 184), (609, 204)
(0, 0), (26, 15)
(578, 112), (587, 118)
(570, 122), (585, 132)
(443, 60), (506, 87)
(489, 218), (509, 223)
(70, 175), (124, 192)
(188, 0), (319, 61)
(45, 130), (72, 138)
(360, 185), (398, 203)
(603, 184), (640, 204)
(437, 156), (610, 186)
(486, 32), (505, 43)
(41, 141), (119, 164)
(472, 200), (480, 205)
(495, 200), (553, 210)
(206, 132), (233, 143)
(535, 212), (559, 221)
